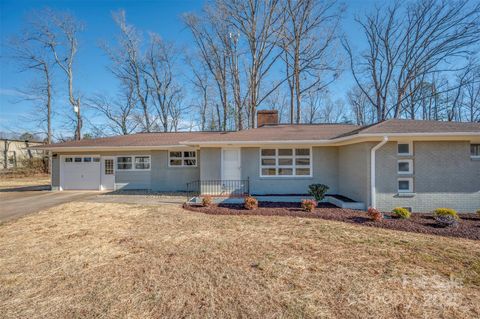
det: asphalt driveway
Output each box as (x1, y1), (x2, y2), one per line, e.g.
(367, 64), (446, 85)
(0, 186), (97, 222)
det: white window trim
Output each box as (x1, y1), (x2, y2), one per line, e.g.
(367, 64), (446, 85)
(397, 141), (413, 156)
(64, 156), (100, 163)
(115, 155), (151, 171)
(397, 177), (413, 193)
(259, 147), (313, 178)
(470, 144), (480, 159)
(397, 159), (413, 175)
(168, 150), (198, 168)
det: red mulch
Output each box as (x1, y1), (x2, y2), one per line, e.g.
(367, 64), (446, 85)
(184, 202), (480, 241)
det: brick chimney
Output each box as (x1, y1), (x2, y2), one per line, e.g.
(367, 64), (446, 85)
(257, 110), (279, 127)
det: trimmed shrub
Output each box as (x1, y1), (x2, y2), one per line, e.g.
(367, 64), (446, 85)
(392, 207), (411, 219)
(476, 209), (480, 218)
(434, 215), (458, 228)
(244, 196), (258, 210)
(202, 195), (213, 207)
(301, 199), (317, 212)
(308, 184), (329, 202)
(367, 207), (383, 222)
(434, 208), (459, 220)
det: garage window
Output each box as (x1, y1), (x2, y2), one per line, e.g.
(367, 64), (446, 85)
(117, 157), (132, 170)
(74, 157), (82, 163)
(83, 157), (92, 163)
(65, 157), (73, 162)
(117, 156), (150, 170)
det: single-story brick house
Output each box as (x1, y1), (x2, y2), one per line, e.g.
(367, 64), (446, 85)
(35, 112), (480, 212)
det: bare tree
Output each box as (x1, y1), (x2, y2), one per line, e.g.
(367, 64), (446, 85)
(187, 56), (213, 131)
(280, 0), (343, 123)
(347, 86), (376, 125)
(33, 9), (84, 139)
(222, 0), (285, 127)
(143, 33), (185, 132)
(184, 8), (230, 131)
(462, 62), (480, 122)
(226, 30), (248, 130)
(87, 83), (139, 135)
(9, 31), (53, 146)
(104, 10), (152, 132)
(264, 89), (289, 123)
(303, 90), (347, 124)
(344, 0), (480, 122)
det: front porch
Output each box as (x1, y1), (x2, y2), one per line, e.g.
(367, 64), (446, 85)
(186, 179), (365, 210)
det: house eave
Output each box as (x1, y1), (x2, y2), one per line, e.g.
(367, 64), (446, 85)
(32, 145), (193, 152)
(33, 131), (480, 151)
(184, 132), (480, 147)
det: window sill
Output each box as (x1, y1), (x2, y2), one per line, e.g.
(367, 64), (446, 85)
(168, 166), (198, 168)
(471, 156), (480, 161)
(396, 192), (416, 197)
(259, 176), (313, 180)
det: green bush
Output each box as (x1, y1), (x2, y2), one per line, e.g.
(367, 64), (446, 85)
(392, 207), (411, 219)
(434, 208), (459, 220)
(308, 184), (329, 201)
(477, 209), (480, 217)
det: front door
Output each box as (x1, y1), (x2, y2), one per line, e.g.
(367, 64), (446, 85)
(222, 148), (241, 180)
(101, 157), (115, 190)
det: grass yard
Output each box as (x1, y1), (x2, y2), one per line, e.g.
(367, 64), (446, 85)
(0, 174), (50, 188)
(1, 201), (479, 318)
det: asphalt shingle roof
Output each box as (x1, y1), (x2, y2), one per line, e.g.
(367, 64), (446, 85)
(38, 119), (480, 149)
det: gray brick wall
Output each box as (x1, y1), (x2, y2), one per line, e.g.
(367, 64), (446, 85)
(375, 141), (480, 212)
(241, 146), (339, 195)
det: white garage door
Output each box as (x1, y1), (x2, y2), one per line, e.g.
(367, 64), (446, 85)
(61, 155), (101, 190)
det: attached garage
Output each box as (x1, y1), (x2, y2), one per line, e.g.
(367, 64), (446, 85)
(60, 155), (115, 191)
(60, 155), (101, 190)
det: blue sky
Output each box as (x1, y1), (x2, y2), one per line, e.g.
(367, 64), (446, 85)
(0, 0), (376, 137)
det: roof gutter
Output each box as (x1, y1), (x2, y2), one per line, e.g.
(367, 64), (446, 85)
(182, 131), (480, 147)
(370, 136), (389, 209)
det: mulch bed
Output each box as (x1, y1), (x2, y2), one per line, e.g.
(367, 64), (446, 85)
(184, 202), (480, 240)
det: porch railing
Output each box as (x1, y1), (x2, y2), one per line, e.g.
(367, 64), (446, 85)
(186, 178), (250, 200)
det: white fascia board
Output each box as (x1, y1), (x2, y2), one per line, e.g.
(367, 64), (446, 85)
(34, 145), (188, 152)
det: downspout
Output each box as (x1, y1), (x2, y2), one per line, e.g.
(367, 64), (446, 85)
(370, 136), (388, 209)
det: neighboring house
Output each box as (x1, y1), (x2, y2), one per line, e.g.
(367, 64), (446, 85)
(1, 139), (45, 170)
(34, 111), (480, 212)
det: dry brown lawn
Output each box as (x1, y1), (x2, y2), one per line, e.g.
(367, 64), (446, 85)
(0, 174), (50, 188)
(0, 201), (479, 318)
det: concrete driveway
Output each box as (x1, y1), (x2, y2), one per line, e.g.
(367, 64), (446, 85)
(0, 186), (97, 222)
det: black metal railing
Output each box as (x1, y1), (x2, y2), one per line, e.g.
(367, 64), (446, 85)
(186, 178), (250, 200)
